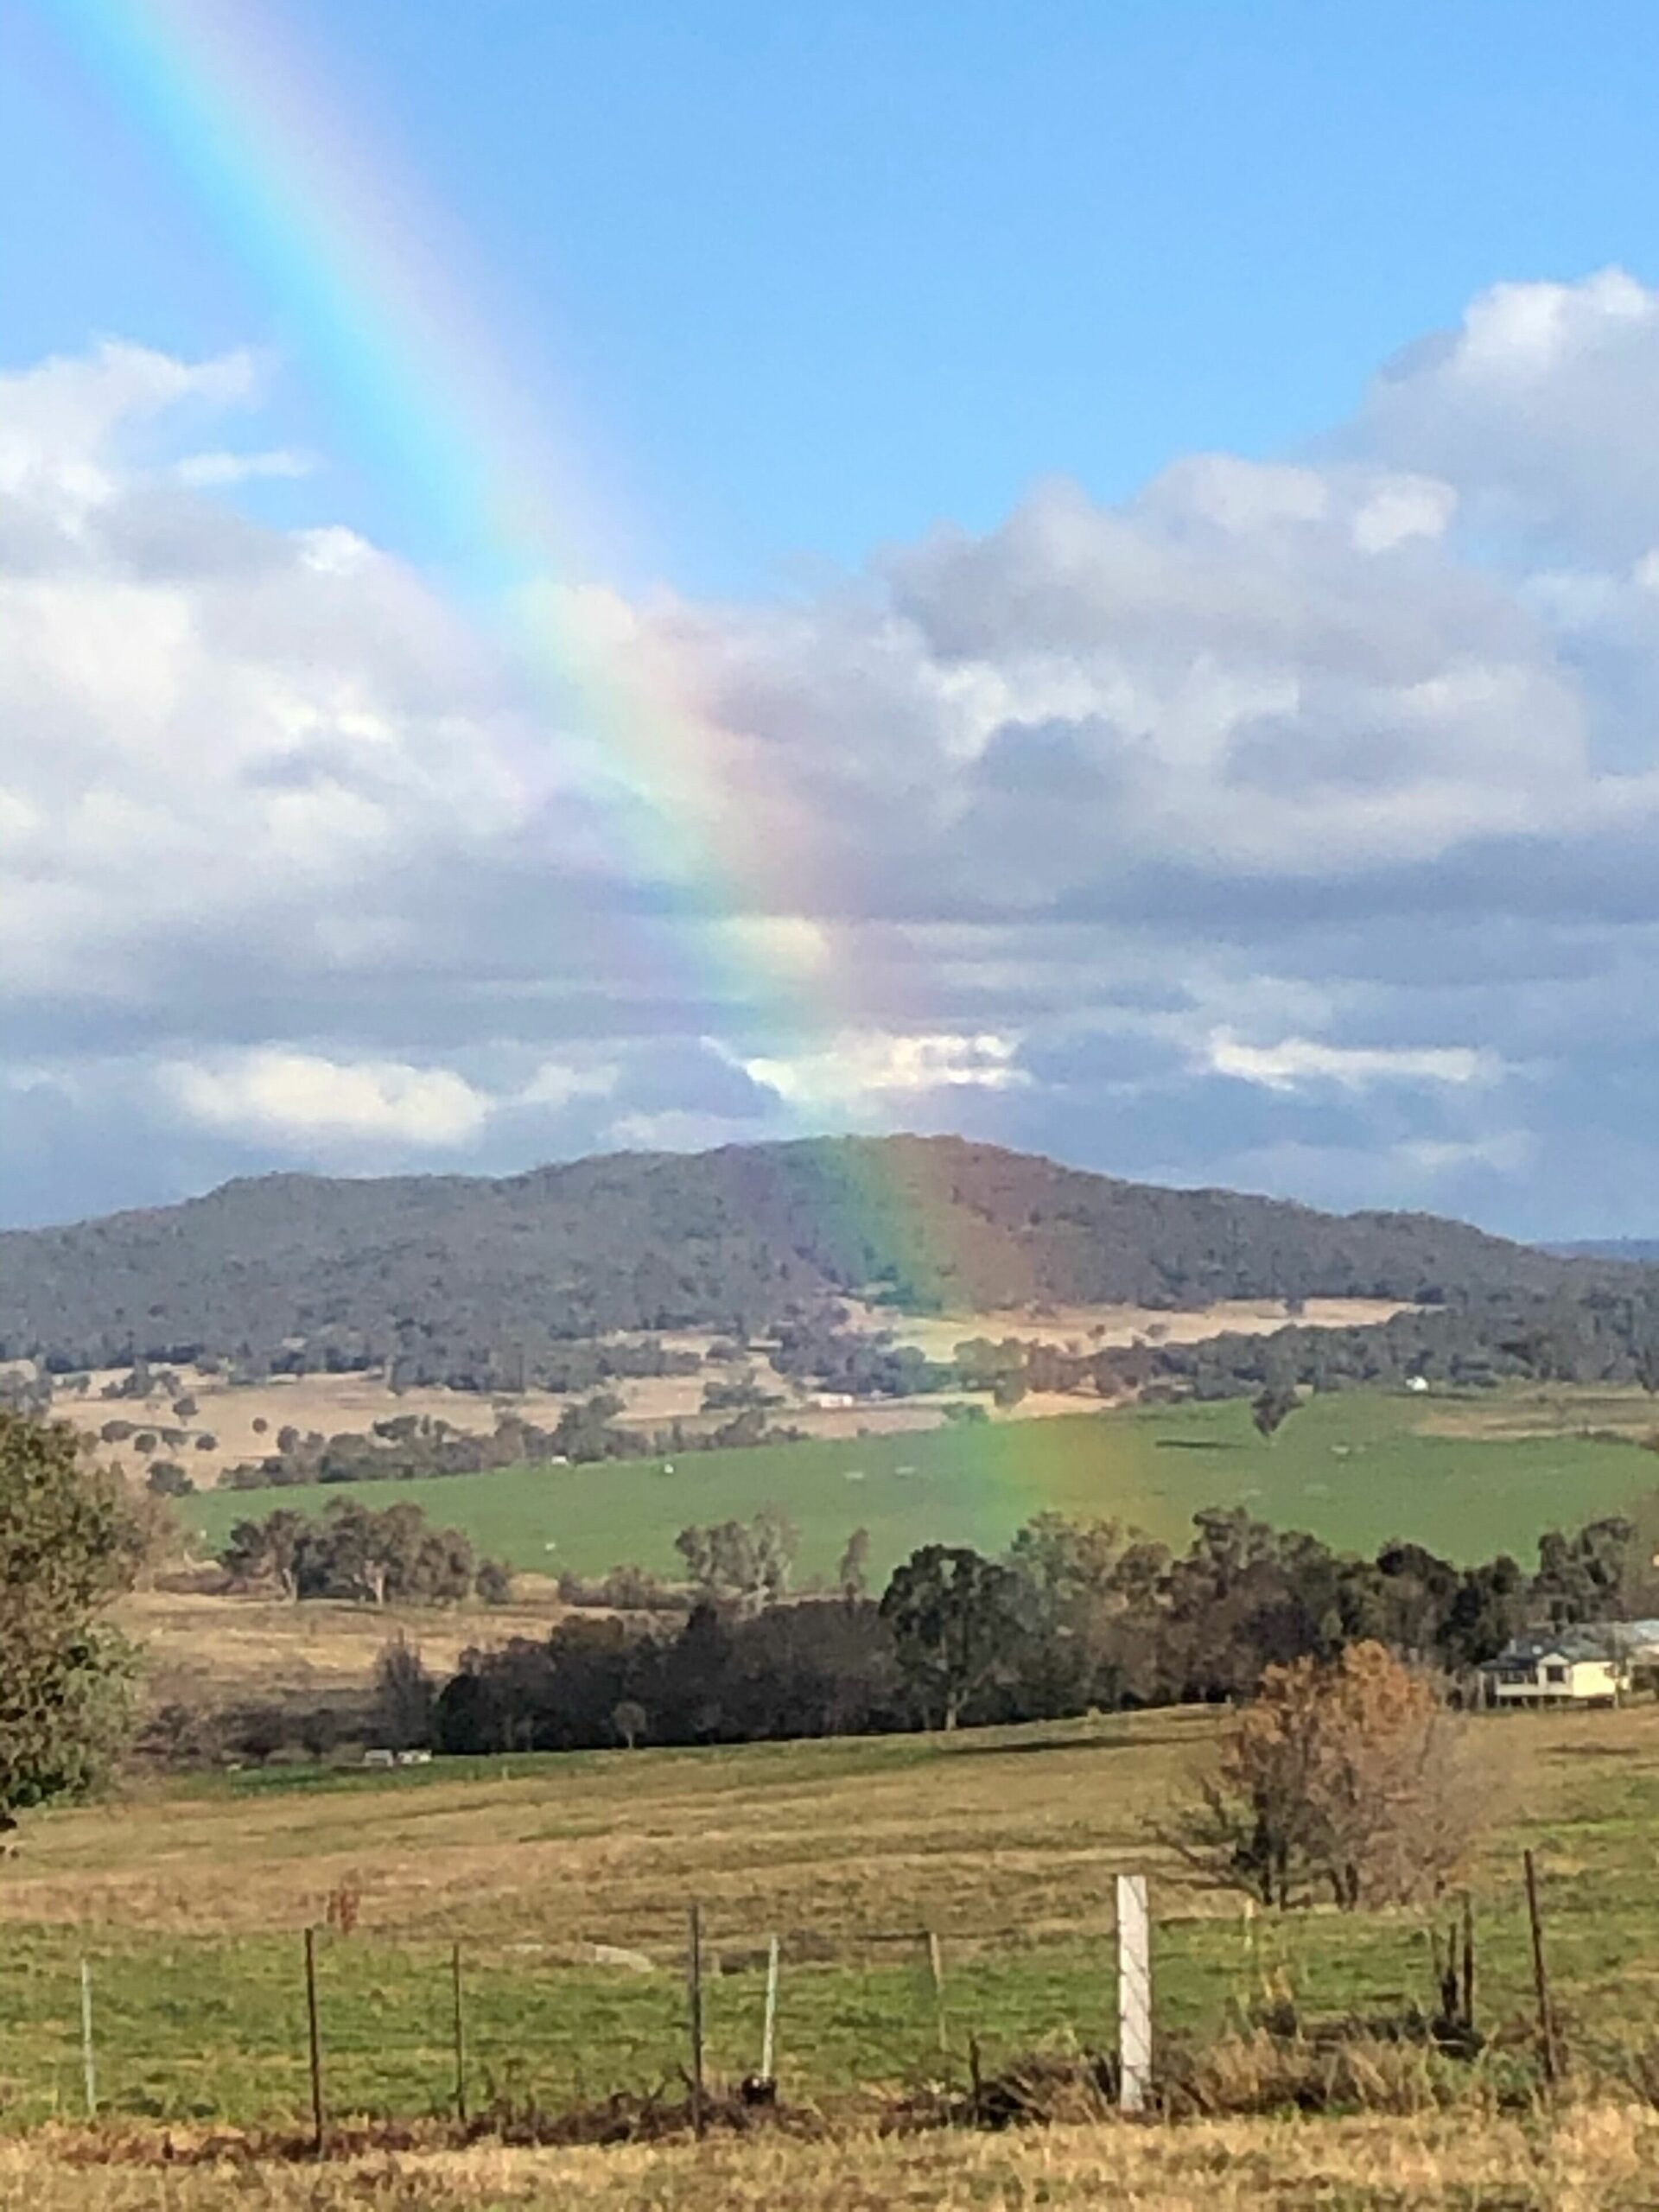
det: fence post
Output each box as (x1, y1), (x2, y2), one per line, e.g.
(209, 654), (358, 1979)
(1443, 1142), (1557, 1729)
(303, 1925), (327, 2157)
(1461, 1892), (1477, 2037)
(1523, 1851), (1560, 2084)
(925, 1929), (949, 2059)
(1116, 1872), (1152, 2115)
(79, 1959), (96, 2120)
(760, 1934), (779, 2083)
(687, 1903), (706, 2137)
(451, 1941), (467, 2125)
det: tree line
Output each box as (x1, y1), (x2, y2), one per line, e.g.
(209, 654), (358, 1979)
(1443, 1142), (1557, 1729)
(428, 1498), (1649, 1758)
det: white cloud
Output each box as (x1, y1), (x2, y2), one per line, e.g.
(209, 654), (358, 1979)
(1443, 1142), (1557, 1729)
(1205, 1033), (1500, 1095)
(516, 1060), (619, 1111)
(173, 448), (313, 488)
(744, 1032), (1030, 1110)
(161, 1051), (491, 1150)
(1351, 476), (1457, 554)
(608, 1109), (766, 1152)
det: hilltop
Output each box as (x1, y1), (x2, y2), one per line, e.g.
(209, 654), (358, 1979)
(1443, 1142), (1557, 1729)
(0, 1135), (1599, 1373)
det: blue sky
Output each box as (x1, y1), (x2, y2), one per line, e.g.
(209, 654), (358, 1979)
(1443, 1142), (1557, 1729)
(11, 3), (1659, 1236)
(16, 0), (1659, 588)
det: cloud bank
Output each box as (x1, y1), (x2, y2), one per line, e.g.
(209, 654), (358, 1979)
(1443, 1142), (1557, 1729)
(9, 280), (1659, 1235)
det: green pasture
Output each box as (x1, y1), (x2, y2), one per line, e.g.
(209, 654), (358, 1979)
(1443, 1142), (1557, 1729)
(181, 1388), (1659, 1579)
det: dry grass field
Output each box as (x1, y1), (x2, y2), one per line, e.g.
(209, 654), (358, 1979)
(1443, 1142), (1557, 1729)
(118, 1585), (567, 1707)
(850, 1295), (1411, 1366)
(2, 1707), (1220, 1945)
(6, 2104), (1659, 2210)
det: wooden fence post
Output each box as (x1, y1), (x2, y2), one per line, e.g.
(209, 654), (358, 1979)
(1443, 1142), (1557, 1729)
(1116, 1872), (1152, 2115)
(79, 1960), (96, 2120)
(303, 1925), (327, 2157)
(451, 1941), (467, 2125)
(687, 1903), (706, 2137)
(1523, 1851), (1560, 2084)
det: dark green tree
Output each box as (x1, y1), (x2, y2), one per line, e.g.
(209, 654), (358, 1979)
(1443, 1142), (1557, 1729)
(222, 1507), (307, 1599)
(1251, 1383), (1302, 1441)
(836, 1526), (872, 1606)
(372, 1637), (435, 1750)
(0, 1414), (141, 1822)
(880, 1544), (1025, 1730)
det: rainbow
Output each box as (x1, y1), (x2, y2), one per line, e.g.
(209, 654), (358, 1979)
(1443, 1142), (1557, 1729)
(43, 0), (867, 1069)
(39, 0), (1092, 1547)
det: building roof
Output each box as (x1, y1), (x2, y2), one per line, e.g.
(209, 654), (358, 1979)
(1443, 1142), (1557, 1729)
(1480, 1618), (1659, 1671)
(1484, 1628), (1624, 1669)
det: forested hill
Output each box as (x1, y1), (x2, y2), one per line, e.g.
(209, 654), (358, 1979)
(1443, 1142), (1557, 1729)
(0, 1134), (1607, 1370)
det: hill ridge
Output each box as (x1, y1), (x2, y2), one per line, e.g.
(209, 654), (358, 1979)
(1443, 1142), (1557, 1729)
(0, 1133), (1603, 1373)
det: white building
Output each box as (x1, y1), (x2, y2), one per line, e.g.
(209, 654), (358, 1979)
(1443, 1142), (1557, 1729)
(1480, 1621), (1659, 1707)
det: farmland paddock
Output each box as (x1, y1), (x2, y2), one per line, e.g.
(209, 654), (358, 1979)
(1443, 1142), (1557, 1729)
(4, 1702), (1659, 2133)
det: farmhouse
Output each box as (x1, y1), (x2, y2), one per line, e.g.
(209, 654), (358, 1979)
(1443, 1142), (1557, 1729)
(1481, 1621), (1659, 1707)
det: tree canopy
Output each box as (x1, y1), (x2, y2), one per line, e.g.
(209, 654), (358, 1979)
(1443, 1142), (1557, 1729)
(0, 1414), (140, 1821)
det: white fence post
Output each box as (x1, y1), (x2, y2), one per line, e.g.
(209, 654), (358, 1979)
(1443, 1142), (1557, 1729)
(760, 1934), (779, 2081)
(79, 1958), (97, 2119)
(1116, 1872), (1152, 2114)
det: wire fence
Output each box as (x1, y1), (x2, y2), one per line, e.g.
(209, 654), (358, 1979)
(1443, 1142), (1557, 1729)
(2, 1860), (1650, 2133)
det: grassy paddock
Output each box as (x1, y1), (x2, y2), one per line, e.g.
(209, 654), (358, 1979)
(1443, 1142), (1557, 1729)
(5, 1704), (1659, 2128)
(6, 2105), (1659, 2209)
(179, 1386), (1659, 1580)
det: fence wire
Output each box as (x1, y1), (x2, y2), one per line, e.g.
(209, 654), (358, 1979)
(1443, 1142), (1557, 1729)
(1, 1878), (1645, 2129)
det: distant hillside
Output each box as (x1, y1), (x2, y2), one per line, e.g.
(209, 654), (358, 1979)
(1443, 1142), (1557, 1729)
(1548, 1238), (1659, 1264)
(0, 1134), (1607, 1373)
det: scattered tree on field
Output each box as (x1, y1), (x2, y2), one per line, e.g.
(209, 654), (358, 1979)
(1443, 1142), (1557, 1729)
(220, 1500), (497, 1606)
(1251, 1384), (1301, 1442)
(222, 1507), (307, 1600)
(675, 1506), (798, 1612)
(612, 1698), (648, 1751)
(474, 1556), (514, 1605)
(836, 1526), (872, 1606)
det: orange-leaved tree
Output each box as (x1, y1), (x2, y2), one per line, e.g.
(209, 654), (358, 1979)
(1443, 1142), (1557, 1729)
(1177, 1640), (1493, 1909)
